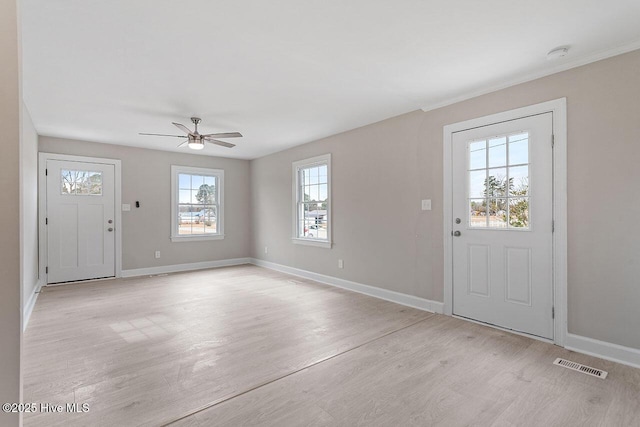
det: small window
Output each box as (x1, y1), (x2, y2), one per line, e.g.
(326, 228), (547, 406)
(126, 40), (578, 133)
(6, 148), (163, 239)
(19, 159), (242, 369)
(61, 169), (102, 195)
(171, 166), (224, 242)
(292, 154), (331, 248)
(468, 132), (530, 229)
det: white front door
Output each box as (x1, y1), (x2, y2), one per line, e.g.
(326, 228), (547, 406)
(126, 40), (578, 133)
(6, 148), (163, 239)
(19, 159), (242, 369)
(47, 160), (116, 283)
(452, 113), (554, 339)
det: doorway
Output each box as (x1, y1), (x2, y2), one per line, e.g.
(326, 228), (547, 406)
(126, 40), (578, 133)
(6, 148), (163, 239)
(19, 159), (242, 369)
(39, 153), (122, 284)
(443, 99), (567, 344)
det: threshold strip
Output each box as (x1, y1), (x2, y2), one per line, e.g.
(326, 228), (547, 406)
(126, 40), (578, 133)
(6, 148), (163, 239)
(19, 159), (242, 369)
(160, 315), (433, 426)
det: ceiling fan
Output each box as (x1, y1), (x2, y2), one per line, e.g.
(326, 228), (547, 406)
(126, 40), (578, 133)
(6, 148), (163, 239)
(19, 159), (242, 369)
(140, 117), (242, 150)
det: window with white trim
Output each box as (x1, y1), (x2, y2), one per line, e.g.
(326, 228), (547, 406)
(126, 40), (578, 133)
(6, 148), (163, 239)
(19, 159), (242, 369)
(292, 154), (331, 248)
(171, 165), (224, 242)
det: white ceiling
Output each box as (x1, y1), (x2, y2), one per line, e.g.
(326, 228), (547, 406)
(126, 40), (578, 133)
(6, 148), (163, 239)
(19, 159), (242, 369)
(21, 0), (640, 159)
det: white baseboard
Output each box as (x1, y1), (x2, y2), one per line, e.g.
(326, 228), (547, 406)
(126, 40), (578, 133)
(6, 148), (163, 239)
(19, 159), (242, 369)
(565, 333), (640, 370)
(250, 258), (444, 314)
(121, 258), (252, 278)
(23, 280), (43, 332)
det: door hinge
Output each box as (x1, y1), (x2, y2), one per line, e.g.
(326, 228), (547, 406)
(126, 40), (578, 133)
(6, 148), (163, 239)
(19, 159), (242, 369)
(552, 220), (554, 232)
(46, 217), (48, 225)
(551, 134), (555, 148)
(45, 168), (48, 176)
(46, 266), (48, 274)
(552, 306), (555, 319)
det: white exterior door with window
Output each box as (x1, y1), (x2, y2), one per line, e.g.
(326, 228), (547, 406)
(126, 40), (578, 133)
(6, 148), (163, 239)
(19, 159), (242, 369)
(452, 113), (554, 339)
(46, 159), (116, 283)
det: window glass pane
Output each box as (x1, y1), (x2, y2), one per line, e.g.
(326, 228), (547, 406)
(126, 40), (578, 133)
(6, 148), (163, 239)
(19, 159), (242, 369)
(178, 204), (217, 235)
(509, 133), (529, 165)
(469, 140), (486, 170)
(178, 174), (191, 189)
(469, 199), (487, 228)
(469, 170), (486, 198)
(509, 165), (529, 196)
(191, 175), (204, 189)
(179, 189), (190, 204)
(309, 185), (319, 202)
(204, 176), (215, 186)
(61, 170), (102, 195)
(488, 199), (508, 228)
(509, 198), (529, 228)
(308, 167), (318, 185)
(195, 182), (216, 204)
(488, 137), (507, 168)
(319, 184), (328, 201)
(485, 169), (507, 198)
(318, 165), (328, 181)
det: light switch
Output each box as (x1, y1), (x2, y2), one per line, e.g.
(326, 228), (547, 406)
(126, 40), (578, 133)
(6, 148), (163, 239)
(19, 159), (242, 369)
(122, 204), (131, 211)
(421, 199), (432, 211)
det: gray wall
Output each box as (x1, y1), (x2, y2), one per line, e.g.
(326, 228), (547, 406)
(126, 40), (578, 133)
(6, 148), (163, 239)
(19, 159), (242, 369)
(1, 0), (22, 424)
(250, 49), (640, 350)
(39, 138), (252, 270)
(22, 103), (39, 316)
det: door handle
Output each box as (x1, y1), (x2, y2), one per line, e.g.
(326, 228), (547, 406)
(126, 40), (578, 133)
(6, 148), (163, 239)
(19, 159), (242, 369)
(108, 227), (114, 232)
(453, 231), (461, 237)
(108, 219), (113, 224)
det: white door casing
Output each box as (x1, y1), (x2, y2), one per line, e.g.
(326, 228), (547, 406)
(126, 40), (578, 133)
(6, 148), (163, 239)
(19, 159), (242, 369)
(46, 159), (116, 283)
(452, 113), (553, 339)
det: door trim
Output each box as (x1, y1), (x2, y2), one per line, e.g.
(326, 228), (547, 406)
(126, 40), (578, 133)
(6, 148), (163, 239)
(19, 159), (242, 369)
(38, 153), (122, 284)
(443, 98), (567, 346)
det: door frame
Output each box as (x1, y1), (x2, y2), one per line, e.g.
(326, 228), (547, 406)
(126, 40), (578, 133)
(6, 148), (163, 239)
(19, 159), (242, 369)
(443, 98), (567, 346)
(38, 152), (123, 284)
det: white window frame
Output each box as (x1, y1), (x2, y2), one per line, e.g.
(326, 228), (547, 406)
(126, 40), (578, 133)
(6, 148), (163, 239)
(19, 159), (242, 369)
(292, 154), (332, 248)
(171, 165), (224, 242)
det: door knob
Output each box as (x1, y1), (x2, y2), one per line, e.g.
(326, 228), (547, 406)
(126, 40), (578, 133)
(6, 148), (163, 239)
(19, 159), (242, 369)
(108, 219), (113, 224)
(453, 231), (461, 237)
(455, 218), (461, 224)
(108, 227), (114, 232)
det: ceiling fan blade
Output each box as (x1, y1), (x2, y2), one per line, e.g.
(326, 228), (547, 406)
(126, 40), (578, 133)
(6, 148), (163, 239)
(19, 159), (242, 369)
(205, 138), (235, 148)
(177, 140), (189, 148)
(201, 132), (243, 139)
(172, 122), (192, 135)
(139, 133), (187, 138)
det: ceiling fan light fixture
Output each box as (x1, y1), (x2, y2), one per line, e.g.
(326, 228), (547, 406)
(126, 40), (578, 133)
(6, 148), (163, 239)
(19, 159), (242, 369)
(188, 135), (205, 150)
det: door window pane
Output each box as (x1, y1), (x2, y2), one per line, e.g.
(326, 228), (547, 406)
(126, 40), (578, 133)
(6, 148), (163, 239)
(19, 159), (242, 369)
(509, 165), (529, 196)
(469, 170), (487, 198)
(469, 140), (486, 170)
(467, 131), (530, 230)
(469, 199), (487, 228)
(509, 133), (529, 165)
(488, 137), (507, 168)
(509, 198), (529, 228)
(61, 170), (102, 195)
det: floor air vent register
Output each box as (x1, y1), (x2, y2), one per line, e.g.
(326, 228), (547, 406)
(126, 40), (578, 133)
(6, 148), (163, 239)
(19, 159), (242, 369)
(553, 358), (608, 379)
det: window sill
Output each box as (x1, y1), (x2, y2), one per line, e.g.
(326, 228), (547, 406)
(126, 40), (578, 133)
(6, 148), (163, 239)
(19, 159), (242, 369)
(292, 238), (332, 249)
(171, 234), (225, 243)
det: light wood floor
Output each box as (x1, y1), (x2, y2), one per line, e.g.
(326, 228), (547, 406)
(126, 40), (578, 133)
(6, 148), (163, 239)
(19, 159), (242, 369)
(24, 265), (640, 426)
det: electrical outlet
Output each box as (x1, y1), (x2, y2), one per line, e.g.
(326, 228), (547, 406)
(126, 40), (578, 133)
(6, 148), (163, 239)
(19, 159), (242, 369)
(338, 259), (344, 269)
(155, 251), (161, 259)
(264, 246), (268, 254)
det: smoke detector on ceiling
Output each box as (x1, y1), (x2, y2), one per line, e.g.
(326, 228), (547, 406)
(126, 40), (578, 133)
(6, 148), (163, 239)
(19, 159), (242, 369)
(547, 46), (570, 60)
